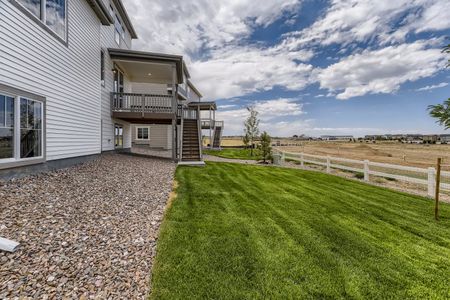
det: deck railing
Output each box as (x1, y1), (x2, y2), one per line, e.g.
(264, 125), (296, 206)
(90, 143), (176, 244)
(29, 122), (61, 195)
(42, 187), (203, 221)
(111, 92), (173, 114)
(201, 120), (224, 128)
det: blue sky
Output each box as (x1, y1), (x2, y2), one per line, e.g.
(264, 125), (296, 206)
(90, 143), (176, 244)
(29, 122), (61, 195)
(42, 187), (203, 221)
(123, 0), (450, 137)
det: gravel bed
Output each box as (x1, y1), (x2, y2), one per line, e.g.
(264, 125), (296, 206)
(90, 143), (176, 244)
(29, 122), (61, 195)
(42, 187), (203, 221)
(0, 154), (176, 299)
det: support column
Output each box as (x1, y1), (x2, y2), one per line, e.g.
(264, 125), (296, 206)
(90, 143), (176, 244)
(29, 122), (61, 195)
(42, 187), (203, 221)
(172, 64), (177, 161)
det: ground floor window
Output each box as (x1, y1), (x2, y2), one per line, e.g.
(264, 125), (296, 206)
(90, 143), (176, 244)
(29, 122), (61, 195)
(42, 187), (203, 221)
(136, 126), (149, 140)
(0, 91), (44, 164)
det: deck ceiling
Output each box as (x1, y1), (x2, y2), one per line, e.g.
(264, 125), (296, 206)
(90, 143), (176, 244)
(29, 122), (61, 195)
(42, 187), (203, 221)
(114, 60), (176, 85)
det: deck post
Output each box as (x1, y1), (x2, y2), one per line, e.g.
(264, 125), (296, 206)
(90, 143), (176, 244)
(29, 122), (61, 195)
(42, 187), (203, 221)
(171, 64), (177, 161)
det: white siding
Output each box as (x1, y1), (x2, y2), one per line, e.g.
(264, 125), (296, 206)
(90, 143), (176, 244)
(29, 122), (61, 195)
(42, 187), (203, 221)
(131, 124), (172, 149)
(100, 3), (132, 151)
(0, 0), (102, 161)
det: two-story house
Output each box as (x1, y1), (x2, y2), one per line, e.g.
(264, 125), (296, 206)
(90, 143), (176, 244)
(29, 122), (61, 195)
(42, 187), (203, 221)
(0, 0), (224, 176)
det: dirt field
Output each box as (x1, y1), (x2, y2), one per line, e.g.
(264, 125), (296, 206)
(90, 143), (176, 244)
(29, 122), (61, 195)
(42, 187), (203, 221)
(206, 137), (450, 170)
(277, 141), (450, 170)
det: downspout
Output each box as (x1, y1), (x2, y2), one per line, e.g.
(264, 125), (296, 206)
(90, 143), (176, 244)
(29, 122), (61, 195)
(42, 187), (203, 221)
(0, 237), (19, 253)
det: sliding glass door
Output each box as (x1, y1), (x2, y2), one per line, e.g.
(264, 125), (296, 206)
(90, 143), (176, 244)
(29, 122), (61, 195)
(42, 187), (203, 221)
(114, 124), (123, 149)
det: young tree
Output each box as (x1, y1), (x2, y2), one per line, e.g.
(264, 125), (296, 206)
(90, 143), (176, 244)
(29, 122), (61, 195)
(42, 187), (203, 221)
(428, 98), (450, 129)
(243, 106), (260, 156)
(260, 131), (272, 163)
(242, 134), (250, 149)
(428, 44), (450, 129)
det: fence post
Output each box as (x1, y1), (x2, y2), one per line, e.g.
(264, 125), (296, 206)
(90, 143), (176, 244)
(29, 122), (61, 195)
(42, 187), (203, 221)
(300, 153), (304, 167)
(363, 160), (370, 181)
(428, 167), (436, 198)
(326, 156), (331, 173)
(281, 152), (285, 165)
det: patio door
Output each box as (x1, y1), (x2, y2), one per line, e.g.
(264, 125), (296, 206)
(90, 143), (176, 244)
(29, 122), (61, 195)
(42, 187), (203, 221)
(114, 124), (123, 149)
(113, 67), (125, 108)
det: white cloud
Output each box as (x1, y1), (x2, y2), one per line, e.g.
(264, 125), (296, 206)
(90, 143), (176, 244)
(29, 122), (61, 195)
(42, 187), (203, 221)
(122, 0), (301, 55)
(191, 46), (313, 100)
(215, 98), (305, 135)
(315, 40), (447, 99)
(416, 82), (448, 91)
(282, 0), (450, 48)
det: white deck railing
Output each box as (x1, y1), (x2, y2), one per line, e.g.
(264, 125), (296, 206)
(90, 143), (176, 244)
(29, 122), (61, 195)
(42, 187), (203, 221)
(277, 151), (450, 197)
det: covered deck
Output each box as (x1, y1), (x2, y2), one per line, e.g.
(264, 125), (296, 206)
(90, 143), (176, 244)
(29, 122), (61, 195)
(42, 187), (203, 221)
(109, 49), (184, 122)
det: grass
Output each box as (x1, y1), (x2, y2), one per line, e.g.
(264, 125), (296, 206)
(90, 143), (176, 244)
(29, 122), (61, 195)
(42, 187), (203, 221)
(150, 162), (450, 299)
(203, 148), (262, 160)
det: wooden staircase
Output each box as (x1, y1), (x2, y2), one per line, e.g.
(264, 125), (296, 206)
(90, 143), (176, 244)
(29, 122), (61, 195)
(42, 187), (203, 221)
(213, 126), (222, 148)
(182, 119), (201, 161)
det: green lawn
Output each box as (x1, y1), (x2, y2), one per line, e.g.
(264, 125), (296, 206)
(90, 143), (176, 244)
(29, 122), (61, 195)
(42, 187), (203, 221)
(150, 162), (450, 299)
(203, 148), (261, 160)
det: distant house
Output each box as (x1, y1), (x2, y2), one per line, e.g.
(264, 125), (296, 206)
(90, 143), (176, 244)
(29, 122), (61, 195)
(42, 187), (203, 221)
(423, 135), (439, 144)
(321, 135), (354, 141)
(406, 134), (423, 143)
(0, 0), (224, 174)
(439, 134), (450, 144)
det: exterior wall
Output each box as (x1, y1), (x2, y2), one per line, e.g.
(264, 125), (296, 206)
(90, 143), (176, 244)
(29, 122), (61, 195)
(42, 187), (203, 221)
(0, 0), (102, 161)
(131, 124), (172, 149)
(131, 83), (168, 94)
(100, 0), (132, 151)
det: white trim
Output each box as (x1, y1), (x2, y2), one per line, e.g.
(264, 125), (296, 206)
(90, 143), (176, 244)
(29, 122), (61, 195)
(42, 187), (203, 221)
(0, 90), (45, 165)
(13, 0), (68, 41)
(135, 126), (150, 140)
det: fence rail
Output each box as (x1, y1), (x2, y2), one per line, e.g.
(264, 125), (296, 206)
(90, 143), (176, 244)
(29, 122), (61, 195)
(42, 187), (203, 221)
(278, 151), (450, 197)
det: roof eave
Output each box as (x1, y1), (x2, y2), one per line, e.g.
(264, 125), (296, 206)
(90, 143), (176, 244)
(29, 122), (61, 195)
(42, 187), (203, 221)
(187, 80), (203, 98)
(112, 0), (138, 39)
(87, 0), (114, 25)
(108, 48), (184, 83)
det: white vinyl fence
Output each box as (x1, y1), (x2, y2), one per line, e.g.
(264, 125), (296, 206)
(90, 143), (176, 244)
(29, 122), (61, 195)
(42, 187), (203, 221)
(277, 151), (450, 197)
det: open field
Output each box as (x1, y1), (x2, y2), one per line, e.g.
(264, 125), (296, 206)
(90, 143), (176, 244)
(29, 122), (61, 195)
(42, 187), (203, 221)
(279, 141), (450, 170)
(150, 162), (450, 299)
(210, 138), (450, 170)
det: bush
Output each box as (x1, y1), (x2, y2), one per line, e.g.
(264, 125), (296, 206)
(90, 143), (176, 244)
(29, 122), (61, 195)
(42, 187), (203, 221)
(354, 172), (365, 180)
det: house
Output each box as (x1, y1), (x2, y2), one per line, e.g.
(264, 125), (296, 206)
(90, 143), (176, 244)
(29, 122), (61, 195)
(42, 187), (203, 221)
(422, 134), (438, 144)
(320, 135), (354, 141)
(0, 0), (223, 175)
(439, 134), (450, 144)
(405, 134), (423, 143)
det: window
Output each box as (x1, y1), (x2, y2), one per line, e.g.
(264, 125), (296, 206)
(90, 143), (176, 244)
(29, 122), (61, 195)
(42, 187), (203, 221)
(0, 91), (44, 164)
(136, 127), (149, 140)
(114, 14), (123, 45)
(20, 98), (43, 158)
(16, 0), (66, 40)
(0, 95), (15, 159)
(101, 50), (105, 86)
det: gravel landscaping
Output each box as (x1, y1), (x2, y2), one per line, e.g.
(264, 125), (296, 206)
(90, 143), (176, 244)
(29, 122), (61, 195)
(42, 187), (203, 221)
(0, 154), (176, 299)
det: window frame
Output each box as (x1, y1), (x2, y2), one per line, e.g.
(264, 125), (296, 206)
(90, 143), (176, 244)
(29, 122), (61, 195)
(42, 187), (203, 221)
(11, 0), (69, 46)
(135, 126), (150, 141)
(0, 84), (46, 170)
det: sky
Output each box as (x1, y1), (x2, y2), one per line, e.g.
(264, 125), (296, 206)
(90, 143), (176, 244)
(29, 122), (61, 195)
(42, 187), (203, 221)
(122, 0), (450, 137)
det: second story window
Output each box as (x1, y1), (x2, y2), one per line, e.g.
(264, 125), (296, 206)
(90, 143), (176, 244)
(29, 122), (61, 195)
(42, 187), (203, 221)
(16, 0), (67, 40)
(114, 14), (123, 45)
